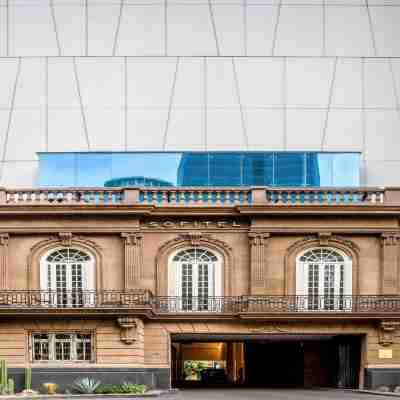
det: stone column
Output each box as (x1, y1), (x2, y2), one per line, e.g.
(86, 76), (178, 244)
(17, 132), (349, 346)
(249, 232), (270, 294)
(0, 234), (9, 290)
(121, 232), (143, 289)
(381, 233), (400, 294)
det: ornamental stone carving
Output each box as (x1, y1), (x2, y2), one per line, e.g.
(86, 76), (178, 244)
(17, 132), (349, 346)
(379, 320), (400, 346)
(156, 234), (234, 296)
(117, 317), (140, 345)
(381, 233), (400, 294)
(248, 232), (270, 293)
(0, 234), (9, 290)
(121, 232), (144, 289)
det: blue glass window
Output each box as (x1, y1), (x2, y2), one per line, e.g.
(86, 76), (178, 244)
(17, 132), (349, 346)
(38, 151), (360, 188)
(276, 153), (305, 186)
(243, 153), (273, 186)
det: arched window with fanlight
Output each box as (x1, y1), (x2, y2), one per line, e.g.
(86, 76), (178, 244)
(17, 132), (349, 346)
(40, 248), (95, 307)
(168, 248), (222, 311)
(296, 247), (352, 311)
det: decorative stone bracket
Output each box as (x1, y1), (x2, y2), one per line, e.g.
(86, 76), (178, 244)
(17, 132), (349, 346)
(117, 317), (139, 345)
(379, 320), (400, 346)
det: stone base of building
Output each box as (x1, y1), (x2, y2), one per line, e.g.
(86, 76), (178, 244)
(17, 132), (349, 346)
(364, 368), (400, 390)
(8, 368), (170, 393)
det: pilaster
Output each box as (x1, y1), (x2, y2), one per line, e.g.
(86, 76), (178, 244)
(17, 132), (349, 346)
(249, 232), (270, 294)
(0, 234), (9, 290)
(121, 232), (144, 289)
(381, 233), (400, 294)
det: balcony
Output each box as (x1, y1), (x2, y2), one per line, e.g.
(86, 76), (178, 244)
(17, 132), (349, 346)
(2, 186), (392, 208)
(0, 291), (399, 320)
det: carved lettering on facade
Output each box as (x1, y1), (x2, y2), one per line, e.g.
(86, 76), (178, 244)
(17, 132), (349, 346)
(143, 220), (242, 229)
(249, 232), (270, 292)
(0, 234), (9, 290)
(250, 324), (289, 333)
(379, 320), (400, 346)
(121, 233), (143, 289)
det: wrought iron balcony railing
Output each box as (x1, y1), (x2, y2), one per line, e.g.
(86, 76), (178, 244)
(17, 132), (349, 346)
(151, 295), (400, 314)
(0, 290), (152, 308)
(0, 292), (399, 316)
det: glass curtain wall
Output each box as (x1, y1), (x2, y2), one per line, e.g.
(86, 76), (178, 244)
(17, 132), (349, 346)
(38, 152), (360, 188)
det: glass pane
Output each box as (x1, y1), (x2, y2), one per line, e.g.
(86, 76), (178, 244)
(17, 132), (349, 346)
(332, 153), (360, 187)
(307, 153), (332, 187)
(209, 153), (242, 186)
(110, 153), (181, 186)
(76, 153), (112, 187)
(38, 153), (76, 187)
(276, 153), (305, 186)
(243, 153), (273, 186)
(177, 153), (209, 186)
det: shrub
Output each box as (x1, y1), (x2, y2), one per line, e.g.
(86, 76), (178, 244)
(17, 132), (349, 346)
(95, 383), (147, 394)
(70, 377), (101, 394)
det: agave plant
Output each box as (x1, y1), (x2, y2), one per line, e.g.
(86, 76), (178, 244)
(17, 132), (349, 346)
(70, 377), (101, 394)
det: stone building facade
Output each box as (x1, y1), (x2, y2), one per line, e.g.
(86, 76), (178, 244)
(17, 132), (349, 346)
(0, 187), (400, 390)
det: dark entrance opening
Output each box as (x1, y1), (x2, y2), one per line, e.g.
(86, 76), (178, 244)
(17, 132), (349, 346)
(171, 334), (362, 389)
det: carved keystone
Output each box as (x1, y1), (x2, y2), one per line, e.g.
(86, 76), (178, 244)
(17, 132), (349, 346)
(379, 320), (400, 346)
(117, 317), (138, 345)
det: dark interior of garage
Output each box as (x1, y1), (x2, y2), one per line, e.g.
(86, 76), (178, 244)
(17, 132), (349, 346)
(171, 334), (362, 389)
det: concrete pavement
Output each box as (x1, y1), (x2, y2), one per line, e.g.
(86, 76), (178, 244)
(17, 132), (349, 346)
(160, 389), (398, 400)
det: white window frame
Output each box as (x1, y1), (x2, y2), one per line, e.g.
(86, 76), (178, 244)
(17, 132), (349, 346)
(40, 248), (95, 306)
(30, 332), (94, 363)
(168, 248), (222, 312)
(296, 247), (352, 311)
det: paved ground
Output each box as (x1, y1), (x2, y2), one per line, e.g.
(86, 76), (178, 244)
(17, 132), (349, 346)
(160, 388), (397, 400)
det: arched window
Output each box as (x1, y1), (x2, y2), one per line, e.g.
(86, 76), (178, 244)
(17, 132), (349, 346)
(296, 247), (352, 310)
(168, 248), (222, 311)
(40, 248), (95, 307)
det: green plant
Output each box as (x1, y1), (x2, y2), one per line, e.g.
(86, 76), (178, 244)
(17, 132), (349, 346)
(94, 384), (120, 394)
(7, 378), (14, 395)
(70, 377), (101, 394)
(183, 360), (208, 379)
(120, 382), (147, 394)
(94, 383), (147, 394)
(25, 366), (32, 391)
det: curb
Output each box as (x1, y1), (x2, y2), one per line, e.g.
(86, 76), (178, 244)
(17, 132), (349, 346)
(356, 390), (400, 397)
(0, 390), (169, 399)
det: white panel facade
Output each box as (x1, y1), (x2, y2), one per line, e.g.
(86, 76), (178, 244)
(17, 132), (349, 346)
(0, 1), (399, 186)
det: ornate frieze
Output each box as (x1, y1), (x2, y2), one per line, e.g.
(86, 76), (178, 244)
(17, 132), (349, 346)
(249, 232), (270, 291)
(0, 234), (9, 290)
(121, 232), (144, 289)
(379, 320), (400, 346)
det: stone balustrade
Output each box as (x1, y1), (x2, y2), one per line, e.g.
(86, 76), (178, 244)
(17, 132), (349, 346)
(0, 186), (390, 207)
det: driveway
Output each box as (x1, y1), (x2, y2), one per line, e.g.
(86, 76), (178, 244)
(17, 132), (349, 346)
(162, 388), (396, 400)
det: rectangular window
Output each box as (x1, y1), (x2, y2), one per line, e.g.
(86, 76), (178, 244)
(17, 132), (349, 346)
(31, 333), (93, 362)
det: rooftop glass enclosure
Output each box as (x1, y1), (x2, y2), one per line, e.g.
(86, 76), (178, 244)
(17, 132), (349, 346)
(38, 152), (360, 188)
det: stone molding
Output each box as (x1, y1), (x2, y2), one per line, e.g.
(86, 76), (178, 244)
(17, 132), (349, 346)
(155, 233), (234, 296)
(248, 232), (270, 291)
(0, 234), (9, 290)
(379, 321), (400, 346)
(27, 234), (103, 290)
(381, 233), (400, 247)
(121, 232), (144, 289)
(380, 233), (400, 294)
(117, 317), (139, 345)
(284, 234), (360, 295)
